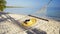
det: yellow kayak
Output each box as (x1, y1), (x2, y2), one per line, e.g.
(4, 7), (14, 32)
(22, 18), (37, 27)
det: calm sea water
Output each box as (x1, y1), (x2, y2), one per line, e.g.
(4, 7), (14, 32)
(4, 8), (60, 20)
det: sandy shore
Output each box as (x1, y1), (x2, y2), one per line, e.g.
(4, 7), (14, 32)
(0, 14), (60, 34)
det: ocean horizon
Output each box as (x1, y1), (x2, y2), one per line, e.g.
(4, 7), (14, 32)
(4, 8), (60, 21)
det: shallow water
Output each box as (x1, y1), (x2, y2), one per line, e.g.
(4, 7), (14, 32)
(4, 8), (60, 21)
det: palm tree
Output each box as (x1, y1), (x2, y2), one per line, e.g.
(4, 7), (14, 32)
(0, 0), (6, 12)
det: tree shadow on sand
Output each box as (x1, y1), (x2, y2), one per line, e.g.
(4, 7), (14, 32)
(0, 12), (47, 34)
(26, 28), (47, 34)
(0, 12), (9, 22)
(0, 12), (21, 25)
(0, 12), (29, 30)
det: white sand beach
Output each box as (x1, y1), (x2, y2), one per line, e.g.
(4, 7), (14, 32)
(0, 14), (60, 34)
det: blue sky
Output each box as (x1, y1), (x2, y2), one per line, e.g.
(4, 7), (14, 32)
(5, 0), (60, 18)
